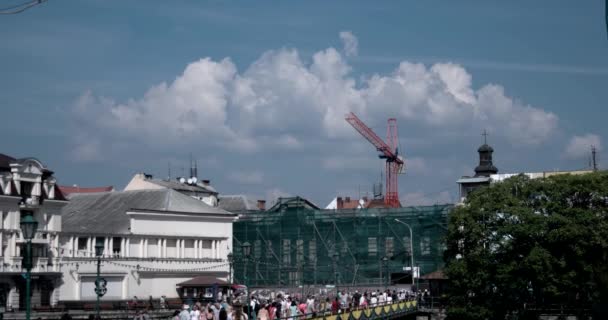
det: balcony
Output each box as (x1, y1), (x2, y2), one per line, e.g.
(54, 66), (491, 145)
(16, 231), (50, 245)
(0, 257), (55, 273)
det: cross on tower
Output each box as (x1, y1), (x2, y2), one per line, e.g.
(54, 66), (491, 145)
(482, 129), (489, 144)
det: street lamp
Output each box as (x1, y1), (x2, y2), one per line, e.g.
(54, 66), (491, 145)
(20, 211), (38, 320)
(394, 219), (415, 287)
(381, 256), (389, 289)
(94, 237), (107, 319)
(241, 242), (251, 320)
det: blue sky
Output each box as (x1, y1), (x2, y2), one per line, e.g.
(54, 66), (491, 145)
(1, 0), (607, 206)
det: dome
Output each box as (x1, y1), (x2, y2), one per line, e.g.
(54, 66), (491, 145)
(477, 144), (494, 152)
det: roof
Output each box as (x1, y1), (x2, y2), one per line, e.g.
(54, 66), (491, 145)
(176, 276), (229, 287)
(219, 195), (259, 212)
(456, 176), (491, 184)
(420, 270), (447, 280)
(477, 143), (494, 152)
(267, 196), (320, 212)
(58, 185), (114, 197)
(61, 189), (232, 234)
(147, 178), (217, 194)
(366, 199), (391, 209)
(0, 153), (15, 171)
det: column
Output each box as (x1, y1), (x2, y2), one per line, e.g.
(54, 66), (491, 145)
(109, 237), (114, 257)
(194, 240), (199, 259)
(181, 239), (186, 258)
(157, 238), (162, 257)
(104, 237), (109, 257)
(126, 238), (130, 257)
(139, 239), (144, 258)
(217, 240), (223, 259)
(10, 233), (16, 257)
(72, 237), (77, 258)
(163, 239), (167, 258)
(120, 238), (125, 257)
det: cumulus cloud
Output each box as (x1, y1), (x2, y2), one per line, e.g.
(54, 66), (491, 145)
(564, 134), (602, 158)
(339, 31), (358, 57)
(72, 32), (558, 161)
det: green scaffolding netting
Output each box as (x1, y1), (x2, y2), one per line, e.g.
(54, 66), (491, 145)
(233, 197), (452, 287)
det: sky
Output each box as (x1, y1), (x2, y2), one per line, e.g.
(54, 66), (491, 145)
(1, 0), (607, 207)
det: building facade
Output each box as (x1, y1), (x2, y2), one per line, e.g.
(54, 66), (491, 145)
(232, 197), (452, 288)
(0, 154), (68, 310)
(58, 189), (236, 302)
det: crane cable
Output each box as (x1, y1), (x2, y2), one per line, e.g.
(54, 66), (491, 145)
(0, 0), (47, 15)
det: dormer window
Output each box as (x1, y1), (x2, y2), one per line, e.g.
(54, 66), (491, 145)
(21, 182), (33, 197)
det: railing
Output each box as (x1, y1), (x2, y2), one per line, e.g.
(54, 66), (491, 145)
(272, 300), (418, 320)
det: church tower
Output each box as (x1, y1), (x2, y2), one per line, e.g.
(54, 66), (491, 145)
(474, 130), (498, 177)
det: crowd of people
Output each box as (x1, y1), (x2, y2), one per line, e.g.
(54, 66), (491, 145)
(170, 288), (425, 320)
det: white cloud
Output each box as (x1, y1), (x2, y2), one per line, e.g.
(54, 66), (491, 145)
(228, 171), (264, 184)
(339, 31), (358, 57)
(564, 134), (602, 158)
(73, 31), (559, 161)
(402, 191), (453, 206)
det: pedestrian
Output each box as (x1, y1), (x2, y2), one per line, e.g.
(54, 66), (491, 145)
(219, 307), (228, 320)
(289, 301), (298, 320)
(180, 305), (191, 320)
(331, 297), (339, 314)
(257, 304), (270, 320)
(190, 304), (201, 320)
(172, 310), (181, 320)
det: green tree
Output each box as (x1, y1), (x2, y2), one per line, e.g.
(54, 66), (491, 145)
(444, 172), (608, 319)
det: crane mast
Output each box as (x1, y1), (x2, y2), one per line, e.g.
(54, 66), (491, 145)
(345, 112), (404, 208)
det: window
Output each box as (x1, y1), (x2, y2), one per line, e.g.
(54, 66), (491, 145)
(308, 240), (316, 264)
(282, 239), (291, 265)
(403, 236), (412, 255)
(296, 239), (304, 264)
(112, 237), (122, 256)
(254, 240), (261, 259)
(20, 182), (33, 197)
(77, 237), (87, 257)
(420, 236), (431, 256)
(368, 237), (377, 257)
(385, 237), (394, 257)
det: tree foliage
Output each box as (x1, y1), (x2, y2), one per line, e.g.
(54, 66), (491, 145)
(444, 172), (608, 319)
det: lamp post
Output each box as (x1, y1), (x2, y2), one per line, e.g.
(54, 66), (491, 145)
(381, 256), (389, 289)
(242, 242), (251, 320)
(394, 219), (415, 287)
(20, 211), (38, 320)
(94, 238), (107, 319)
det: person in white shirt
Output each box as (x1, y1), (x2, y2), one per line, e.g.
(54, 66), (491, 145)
(190, 305), (201, 320)
(370, 294), (378, 306)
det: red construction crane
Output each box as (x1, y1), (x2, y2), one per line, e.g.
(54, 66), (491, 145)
(345, 112), (405, 208)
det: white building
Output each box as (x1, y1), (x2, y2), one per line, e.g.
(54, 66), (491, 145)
(125, 172), (219, 207)
(0, 154), (68, 310)
(58, 188), (236, 301)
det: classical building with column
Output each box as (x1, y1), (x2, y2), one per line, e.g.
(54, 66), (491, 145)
(57, 188), (236, 301)
(0, 154), (68, 311)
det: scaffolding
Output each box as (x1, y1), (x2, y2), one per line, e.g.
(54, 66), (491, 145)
(233, 197), (452, 287)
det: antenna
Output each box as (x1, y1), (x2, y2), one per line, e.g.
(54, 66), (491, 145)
(189, 153), (194, 178)
(482, 129), (489, 144)
(592, 145), (598, 171)
(167, 162), (171, 181)
(194, 159), (198, 178)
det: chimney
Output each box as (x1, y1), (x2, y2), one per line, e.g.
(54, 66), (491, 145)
(337, 197), (343, 209)
(257, 200), (266, 211)
(345, 196), (351, 202)
(202, 179), (210, 186)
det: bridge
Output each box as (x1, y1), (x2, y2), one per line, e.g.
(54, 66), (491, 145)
(309, 301), (420, 320)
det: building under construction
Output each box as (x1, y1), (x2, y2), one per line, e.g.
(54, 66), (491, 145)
(231, 197), (452, 287)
